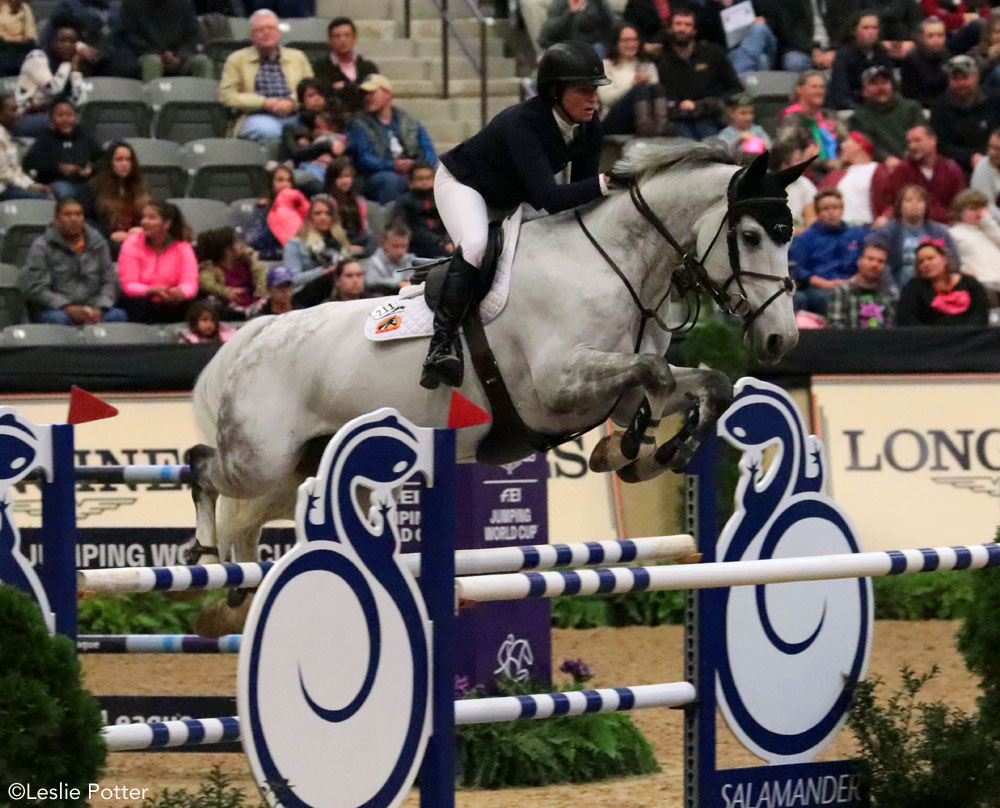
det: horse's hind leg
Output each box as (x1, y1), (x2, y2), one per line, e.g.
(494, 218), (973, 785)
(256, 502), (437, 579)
(182, 444), (220, 565)
(617, 368), (733, 483)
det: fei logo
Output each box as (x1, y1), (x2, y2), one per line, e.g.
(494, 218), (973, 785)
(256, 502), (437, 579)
(715, 379), (872, 764)
(238, 410), (434, 808)
(0, 409), (54, 632)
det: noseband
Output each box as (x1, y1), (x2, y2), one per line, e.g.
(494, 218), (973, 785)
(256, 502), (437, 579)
(575, 167), (795, 350)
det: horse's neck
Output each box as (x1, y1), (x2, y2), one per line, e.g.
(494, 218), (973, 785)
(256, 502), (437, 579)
(569, 167), (732, 304)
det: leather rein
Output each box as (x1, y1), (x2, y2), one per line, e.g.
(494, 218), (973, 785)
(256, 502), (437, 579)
(575, 169), (795, 351)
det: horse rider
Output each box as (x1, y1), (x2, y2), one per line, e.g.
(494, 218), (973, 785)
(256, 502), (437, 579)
(420, 40), (614, 390)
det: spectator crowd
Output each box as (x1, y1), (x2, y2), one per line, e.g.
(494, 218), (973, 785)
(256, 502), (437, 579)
(6, 0), (1000, 339)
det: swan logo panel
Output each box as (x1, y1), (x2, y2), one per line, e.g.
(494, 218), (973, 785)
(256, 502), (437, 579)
(0, 408), (54, 632)
(238, 409), (433, 808)
(715, 379), (873, 764)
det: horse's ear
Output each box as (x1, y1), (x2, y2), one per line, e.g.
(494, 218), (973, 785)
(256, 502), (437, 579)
(734, 150), (770, 197)
(771, 156), (817, 190)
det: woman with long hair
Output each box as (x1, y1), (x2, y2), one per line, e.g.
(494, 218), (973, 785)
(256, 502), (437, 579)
(244, 164), (306, 260)
(971, 15), (1000, 95)
(323, 156), (373, 255)
(871, 184), (959, 287)
(599, 23), (666, 136)
(117, 199), (198, 323)
(90, 141), (148, 255)
(282, 194), (352, 307)
(897, 237), (989, 325)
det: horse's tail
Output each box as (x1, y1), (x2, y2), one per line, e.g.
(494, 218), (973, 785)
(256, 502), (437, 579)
(192, 317), (275, 446)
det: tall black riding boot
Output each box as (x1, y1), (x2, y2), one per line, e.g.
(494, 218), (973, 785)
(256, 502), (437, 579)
(420, 248), (478, 390)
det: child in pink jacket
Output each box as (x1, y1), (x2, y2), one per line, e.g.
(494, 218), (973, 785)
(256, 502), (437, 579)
(118, 200), (199, 323)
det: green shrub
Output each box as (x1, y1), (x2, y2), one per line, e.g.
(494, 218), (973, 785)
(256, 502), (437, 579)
(78, 591), (226, 634)
(847, 667), (1000, 808)
(873, 571), (974, 621)
(958, 565), (1000, 735)
(552, 588), (685, 629)
(457, 675), (659, 789)
(141, 766), (270, 808)
(0, 586), (106, 806)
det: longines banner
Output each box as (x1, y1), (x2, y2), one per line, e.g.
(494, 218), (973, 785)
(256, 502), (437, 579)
(1, 393), (620, 567)
(813, 376), (1000, 552)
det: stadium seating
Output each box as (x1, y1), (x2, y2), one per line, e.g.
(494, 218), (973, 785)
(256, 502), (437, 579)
(181, 138), (268, 203)
(79, 323), (173, 344)
(0, 324), (81, 345)
(127, 138), (188, 200)
(0, 262), (24, 328)
(282, 16), (330, 62)
(145, 77), (230, 143)
(741, 71), (798, 139)
(80, 78), (153, 143)
(0, 198), (54, 267)
(229, 197), (260, 235)
(167, 197), (235, 237)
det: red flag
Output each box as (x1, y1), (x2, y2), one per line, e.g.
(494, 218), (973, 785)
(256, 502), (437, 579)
(67, 386), (118, 425)
(447, 390), (492, 429)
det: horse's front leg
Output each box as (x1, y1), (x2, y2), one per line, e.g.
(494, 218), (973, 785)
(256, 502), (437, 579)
(535, 348), (677, 473)
(617, 367), (733, 483)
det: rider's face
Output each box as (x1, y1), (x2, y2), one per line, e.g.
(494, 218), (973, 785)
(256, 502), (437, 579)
(560, 83), (599, 123)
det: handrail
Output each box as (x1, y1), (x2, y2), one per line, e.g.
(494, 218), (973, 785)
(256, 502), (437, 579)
(403, 0), (493, 129)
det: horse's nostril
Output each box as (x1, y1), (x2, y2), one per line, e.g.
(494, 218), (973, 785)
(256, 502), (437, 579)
(766, 334), (783, 355)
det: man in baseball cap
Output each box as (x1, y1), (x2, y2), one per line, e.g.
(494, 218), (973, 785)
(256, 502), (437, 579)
(931, 54), (1000, 176)
(261, 265), (297, 316)
(849, 63), (924, 164)
(347, 73), (438, 204)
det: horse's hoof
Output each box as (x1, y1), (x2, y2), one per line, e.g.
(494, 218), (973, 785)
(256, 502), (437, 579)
(589, 433), (624, 472)
(616, 454), (668, 483)
(654, 441), (694, 473)
(179, 537), (218, 566)
(226, 588), (249, 608)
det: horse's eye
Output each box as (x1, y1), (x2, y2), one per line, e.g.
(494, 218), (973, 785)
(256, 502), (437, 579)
(741, 230), (761, 247)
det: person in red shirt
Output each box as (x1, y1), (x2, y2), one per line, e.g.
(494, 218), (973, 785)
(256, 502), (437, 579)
(871, 123), (966, 225)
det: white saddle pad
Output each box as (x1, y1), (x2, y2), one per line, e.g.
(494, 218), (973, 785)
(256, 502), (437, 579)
(364, 204), (525, 342)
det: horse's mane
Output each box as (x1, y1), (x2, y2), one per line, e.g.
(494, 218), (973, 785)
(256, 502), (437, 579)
(611, 139), (739, 181)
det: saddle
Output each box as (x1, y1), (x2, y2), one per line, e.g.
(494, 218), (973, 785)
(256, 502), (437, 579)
(414, 221), (504, 311)
(417, 222), (565, 466)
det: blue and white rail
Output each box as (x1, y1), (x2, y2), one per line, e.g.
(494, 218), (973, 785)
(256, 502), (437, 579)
(456, 543), (1000, 602)
(76, 536), (696, 594)
(77, 634), (241, 654)
(102, 716), (240, 752)
(453, 682), (696, 725)
(77, 561), (275, 593)
(100, 682), (695, 750)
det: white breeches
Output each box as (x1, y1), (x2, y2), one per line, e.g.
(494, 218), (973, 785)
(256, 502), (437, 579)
(434, 162), (489, 267)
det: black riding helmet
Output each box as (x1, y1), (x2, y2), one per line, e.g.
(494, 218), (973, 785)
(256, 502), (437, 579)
(536, 41), (611, 103)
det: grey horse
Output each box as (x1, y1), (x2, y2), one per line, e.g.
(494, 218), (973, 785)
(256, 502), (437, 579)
(187, 140), (807, 570)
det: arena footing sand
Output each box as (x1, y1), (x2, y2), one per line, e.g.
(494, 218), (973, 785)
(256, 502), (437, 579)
(83, 621), (980, 808)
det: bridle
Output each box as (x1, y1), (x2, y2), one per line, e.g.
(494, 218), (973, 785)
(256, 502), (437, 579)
(575, 166), (795, 351)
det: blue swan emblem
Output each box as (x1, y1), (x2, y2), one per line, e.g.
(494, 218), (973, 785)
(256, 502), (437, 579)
(240, 409), (434, 808)
(714, 379), (872, 763)
(0, 410), (53, 632)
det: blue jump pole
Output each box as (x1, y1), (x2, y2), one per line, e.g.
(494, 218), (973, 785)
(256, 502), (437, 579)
(419, 427), (457, 808)
(40, 423), (77, 640)
(684, 433), (720, 808)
